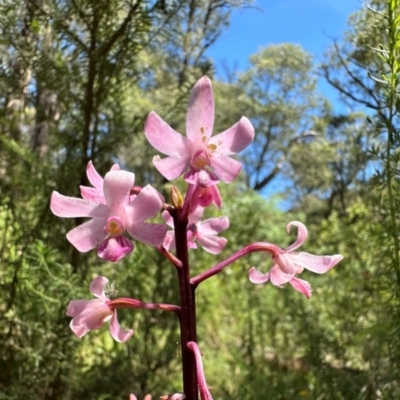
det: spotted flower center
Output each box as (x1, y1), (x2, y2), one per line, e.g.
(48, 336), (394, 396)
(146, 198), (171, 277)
(104, 216), (124, 236)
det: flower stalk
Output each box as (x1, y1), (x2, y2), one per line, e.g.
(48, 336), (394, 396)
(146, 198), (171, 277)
(171, 205), (199, 400)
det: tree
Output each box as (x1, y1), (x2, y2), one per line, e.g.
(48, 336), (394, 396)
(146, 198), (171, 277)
(232, 44), (328, 192)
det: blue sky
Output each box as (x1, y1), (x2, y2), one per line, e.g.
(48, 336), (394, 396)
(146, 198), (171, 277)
(207, 0), (364, 104)
(206, 0), (365, 204)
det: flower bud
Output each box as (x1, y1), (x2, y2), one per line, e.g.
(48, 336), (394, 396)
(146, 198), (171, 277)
(170, 186), (184, 209)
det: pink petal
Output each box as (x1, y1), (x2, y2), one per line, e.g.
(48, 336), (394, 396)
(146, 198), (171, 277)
(153, 155), (190, 180)
(80, 186), (106, 204)
(184, 168), (218, 186)
(288, 277), (312, 298)
(162, 231), (176, 250)
(186, 76), (215, 142)
(89, 276), (109, 300)
(51, 191), (109, 218)
(66, 218), (107, 252)
(145, 111), (189, 156)
(192, 184), (222, 209)
(285, 221), (308, 251)
(103, 170), (135, 210)
(196, 234), (227, 254)
(109, 311), (133, 342)
(161, 210), (174, 228)
(69, 319), (90, 338)
(198, 216), (229, 235)
(187, 237), (198, 249)
(126, 221), (168, 246)
(68, 299), (112, 338)
(290, 252), (343, 274)
(248, 267), (271, 284)
(209, 156), (242, 183)
(66, 299), (96, 317)
(86, 161), (103, 188)
(270, 265), (294, 285)
(208, 116), (254, 156)
(188, 206), (204, 224)
(274, 253), (296, 275)
(126, 185), (164, 224)
(97, 235), (134, 262)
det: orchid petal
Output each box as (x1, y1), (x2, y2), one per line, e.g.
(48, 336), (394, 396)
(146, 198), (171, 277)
(248, 267), (271, 284)
(187, 239), (198, 249)
(145, 111), (189, 156)
(127, 185), (164, 224)
(196, 234), (227, 254)
(186, 76), (215, 142)
(270, 265), (294, 285)
(103, 170), (135, 210)
(66, 219), (107, 252)
(188, 206), (204, 224)
(89, 276), (109, 300)
(290, 252), (343, 274)
(161, 210), (174, 229)
(86, 161), (103, 188)
(127, 222), (168, 246)
(66, 299), (98, 317)
(209, 156), (242, 183)
(208, 116), (254, 156)
(275, 253), (296, 275)
(162, 231), (176, 251)
(153, 155), (190, 180)
(68, 298), (112, 338)
(97, 235), (134, 262)
(51, 191), (109, 218)
(198, 216), (229, 235)
(285, 221), (308, 251)
(109, 311), (133, 342)
(69, 318), (90, 338)
(289, 277), (312, 298)
(184, 168), (219, 186)
(80, 186), (106, 204)
(192, 184), (221, 208)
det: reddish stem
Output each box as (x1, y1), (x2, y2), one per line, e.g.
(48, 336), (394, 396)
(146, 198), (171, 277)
(187, 342), (213, 400)
(171, 206), (199, 400)
(191, 242), (279, 288)
(156, 245), (183, 268)
(108, 297), (181, 314)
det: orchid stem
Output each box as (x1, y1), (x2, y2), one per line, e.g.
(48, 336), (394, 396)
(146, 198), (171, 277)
(191, 242), (277, 288)
(172, 206), (199, 400)
(108, 297), (181, 314)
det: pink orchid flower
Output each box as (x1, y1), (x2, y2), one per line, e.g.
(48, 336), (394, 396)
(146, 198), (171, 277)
(66, 276), (133, 342)
(190, 177), (222, 209)
(51, 161), (167, 262)
(162, 206), (229, 255)
(144, 76), (254, 187)
(248, 221), (343, 298)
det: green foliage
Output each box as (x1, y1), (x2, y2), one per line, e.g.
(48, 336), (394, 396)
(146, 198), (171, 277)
(2, 0), (400, 399)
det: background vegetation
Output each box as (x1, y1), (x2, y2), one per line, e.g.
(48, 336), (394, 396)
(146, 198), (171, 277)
(0, 0), (399, 399)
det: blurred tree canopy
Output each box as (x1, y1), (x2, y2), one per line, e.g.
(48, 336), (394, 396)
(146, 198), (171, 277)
(1, 0), (400, 399)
